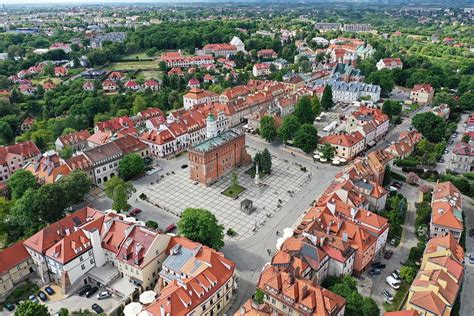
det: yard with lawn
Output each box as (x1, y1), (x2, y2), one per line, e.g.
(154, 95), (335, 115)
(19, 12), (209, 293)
(31, 77), (63, 85)
(2, 281), (39, 306)
(106, 60), (158, 71)
(136, 70), (163, 81)
(223, 184), (246, 198)
(123, 51), (157, 60)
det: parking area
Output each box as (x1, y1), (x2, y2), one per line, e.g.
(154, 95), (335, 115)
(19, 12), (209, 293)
(46, 291), (122, 315)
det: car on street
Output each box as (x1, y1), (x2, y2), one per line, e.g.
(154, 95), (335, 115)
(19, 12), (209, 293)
(452, 133), (457, 138)
(92, 303), (104, 314)
(384, 250), (393, 259)
(383, 289), (394, 302)
(97, 291), (111, 300)
(77, 284), (92, 296)
(85, 286), (99, 298)
(386, 276), (401, 289)
(129, 208), (141, 216)
(165, 223), (176, 233)
(438, 158), (445, 163)
(444, 149), (449, 154)
(4, 303), (15, 311)
(45, 286), (55, 295)
(448, 140), (454, 145)
(368, 268), (381, 276)
(38, 291), (48, 302)
(372, 262), (386, 269)
(181, 164), (188, 169)
(469, 254), (474, 264)
(469, 228), (474, 237)
(28, 294), (38, 302)
(388, 186), (398, 192)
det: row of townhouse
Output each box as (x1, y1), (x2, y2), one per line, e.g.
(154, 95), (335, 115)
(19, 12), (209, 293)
(160, 51), (215, 68)
(236, 148), (394, 315)
(0, 206), (236, 316)
(430, 181), (464, 241)
(318, 106), (390, 160)
(388, 233), (465, 316)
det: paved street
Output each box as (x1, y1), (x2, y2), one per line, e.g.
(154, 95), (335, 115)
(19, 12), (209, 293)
(358, 184), (421, 311)
(436, 113), (469, 173)
(460, 196), (474, 315)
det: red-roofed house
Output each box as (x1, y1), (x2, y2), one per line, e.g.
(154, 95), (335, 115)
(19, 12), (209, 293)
(252, 63), (272, 77)
(102, 79), (118, 92)
(187, 77), (200, 89)
(0, 241), (35, 301)
(376, 58), (403, 70)
(55, 129), (91, 152)
(0, 141), (41, 183)
(449, 142), (474, 173)
(54, 66), (69, 77)
(318, 131), (366, 160)
(146, 236), (236, 316)
(95, 116), (135, 134)
(256, 265), (346, 316)
(258, 49), (278, 59)
(182, 88), (219, 110)
(168, 67), (184, 77)
(124, 80), (140, 91)
(144, 79), (160, 91)
(410, 84), (434, 105)
(83, 80), (95, 91)
(430, 181), (463, 241)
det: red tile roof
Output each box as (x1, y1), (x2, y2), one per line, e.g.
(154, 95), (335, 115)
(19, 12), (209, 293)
(0, 241), (31, 274)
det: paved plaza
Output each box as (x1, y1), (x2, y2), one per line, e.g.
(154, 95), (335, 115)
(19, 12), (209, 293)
(139, 147), (312, 241)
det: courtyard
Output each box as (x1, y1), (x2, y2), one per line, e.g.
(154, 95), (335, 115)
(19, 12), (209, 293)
(138, 147), (313, 241)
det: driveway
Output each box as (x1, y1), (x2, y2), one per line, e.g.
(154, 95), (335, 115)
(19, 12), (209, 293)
(46, 292), (122, 315)
(358, 183), (420, 310)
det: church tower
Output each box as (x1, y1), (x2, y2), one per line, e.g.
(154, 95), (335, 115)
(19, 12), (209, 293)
(206, 113), (218, 139)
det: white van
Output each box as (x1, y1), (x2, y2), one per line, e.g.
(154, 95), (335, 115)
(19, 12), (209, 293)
(386, 276), (401, 289)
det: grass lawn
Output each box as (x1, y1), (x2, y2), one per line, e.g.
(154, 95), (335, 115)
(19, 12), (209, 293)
(3, 281), (39, 305)
(245, 167), (268, 178)
(123, 52), (157, 60)
(222, 184), (246, 198)
(106, 60), (158, 71)
(136, 70), (163, 81)
(31, 77), (63, 85)
(383, 281), (410, 312)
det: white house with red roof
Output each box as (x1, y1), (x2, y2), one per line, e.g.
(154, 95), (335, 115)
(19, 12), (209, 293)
(83, 80), (95, 91)
(0, 141), (41, 183)
(430, 181), (464, 241)
(258, 49), (278, 59)
(49, 42), (72, 53)
(124, 80), (140, 91)
(108, 71), (125, 81)
(410, 83), (434, 105)
(252, 63), (272, 77)
(318, 131), (366, 160)
(144, 79), (160, 91)
(102, 79), (118, 92)
(182, 87), (219, 110)
(54, 66), (69, 77)
(187, 77), (200, 89)
(55, 129), (91, 152)
(450, 142), (474, 173)
(376, 57), (403, 70)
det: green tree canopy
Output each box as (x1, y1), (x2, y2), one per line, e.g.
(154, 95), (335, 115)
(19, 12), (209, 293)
(15, 300), (49, 316)
(293, 96), (315, 125)
(367, 69), (394, 97)
(59, 170), (92, 205)
(320, 143), (335, 160)
(104, 176), (136, 211)
(119, 153), (145, 181)
(260, 115), (278, 142)
(260, 148), (272, 174)
(321, 85), (334, 110)
(293, 124), (318, 153)
(412, 112), (447, 142)
(8, 169), (37, 200)
(178, 208), (224, 250)
(132, 95), (147, 115)
(33, 184), (68, 223)
(278, 115), (301, 142)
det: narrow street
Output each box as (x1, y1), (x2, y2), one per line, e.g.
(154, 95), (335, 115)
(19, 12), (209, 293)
(358, 184), (420, 310)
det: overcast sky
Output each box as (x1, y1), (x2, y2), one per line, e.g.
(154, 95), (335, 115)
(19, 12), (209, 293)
(3, 0), (173, 4)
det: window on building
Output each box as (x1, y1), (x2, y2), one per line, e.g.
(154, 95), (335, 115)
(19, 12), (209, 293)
(81, 264), (85, 270)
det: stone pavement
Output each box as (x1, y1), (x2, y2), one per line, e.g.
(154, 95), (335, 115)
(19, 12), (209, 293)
(139, 147), (312, 241)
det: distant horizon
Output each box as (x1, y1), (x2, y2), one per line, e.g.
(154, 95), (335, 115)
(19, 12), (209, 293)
(2, 0), (471, 6)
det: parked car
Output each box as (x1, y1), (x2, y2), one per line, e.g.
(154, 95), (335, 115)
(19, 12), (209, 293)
(85, 287), (99, 298)
(388, 186), (398, 192)
(28, 294), (38, 302)
(470, 254), (474, 264)
(4, 303), (15, 311)
(392, 269), (401, 279)
(368, 268), (381, 276)
(386, 276), (401, 289)
(165, 223), (176, 233)
(38, 291), (48, 302)
(97, 291), (111, 300)
(372, 262), (386, 269)
(469, 228), (474, 238)
(91, 304), (104, 314)
(438, 158), (445, 163)
(394, 181), (403, 187)
(129, 208), (141, 216)
(77, 284), (92, 296)
(384, 250), (393, 260)
(383, 289), (394, 302)
(44, 286), (55, 295)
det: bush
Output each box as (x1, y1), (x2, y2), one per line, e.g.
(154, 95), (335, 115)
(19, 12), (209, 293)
(145, 220), (158, 229)
(139, 192), (147, 200)
(391, 172), (406, 181)
(226, 228), (236, 236)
